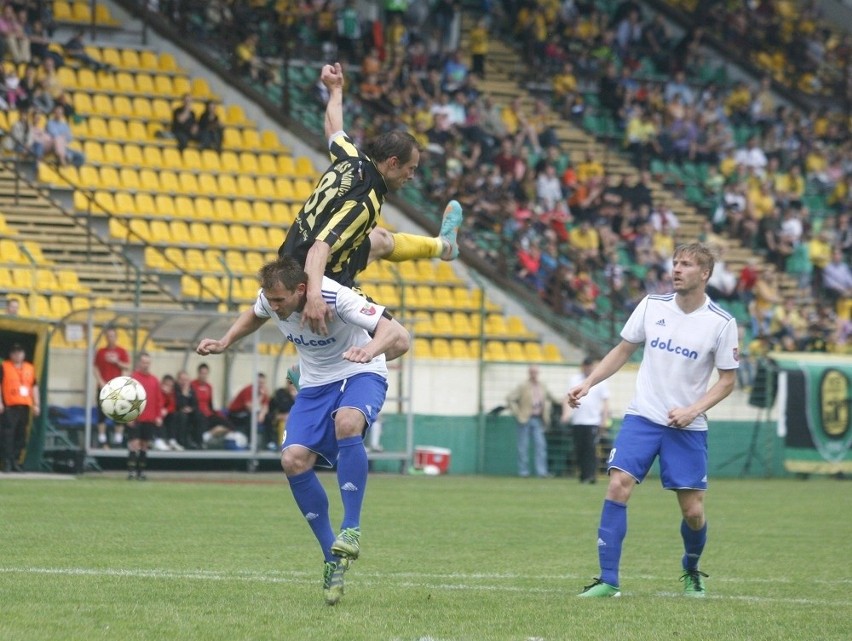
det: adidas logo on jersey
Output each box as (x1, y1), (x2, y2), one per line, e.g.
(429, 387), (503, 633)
(656, 318), (666, 326)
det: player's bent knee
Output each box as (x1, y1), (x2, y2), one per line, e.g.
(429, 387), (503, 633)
(281, 446), (314, 476)
(334, 408), (367, 439)
(367, 228), (394, 261)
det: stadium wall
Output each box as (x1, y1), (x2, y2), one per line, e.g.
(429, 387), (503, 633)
(372, 414), (787, 479)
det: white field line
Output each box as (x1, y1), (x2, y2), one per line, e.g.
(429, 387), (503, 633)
(1, 566), (850, 606)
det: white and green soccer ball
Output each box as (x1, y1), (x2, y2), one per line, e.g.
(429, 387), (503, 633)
(99, 376), (147, 423)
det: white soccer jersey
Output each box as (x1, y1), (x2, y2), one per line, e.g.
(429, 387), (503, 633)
(621, 293), (739, 431)
(253, 276), (388, 388)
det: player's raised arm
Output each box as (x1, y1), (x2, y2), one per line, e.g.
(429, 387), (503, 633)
(567, 340), (639, 407)
(321, 62), (344, 139)
(196, 308), (268, 355)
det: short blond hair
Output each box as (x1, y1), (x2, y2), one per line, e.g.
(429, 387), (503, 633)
(674, 242), (715, 279)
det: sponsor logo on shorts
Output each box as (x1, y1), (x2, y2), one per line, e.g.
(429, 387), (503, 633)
(286, 332), (337, 347)
(649, 336), (699, 359)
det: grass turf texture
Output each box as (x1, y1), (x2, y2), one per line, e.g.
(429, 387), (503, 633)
(1, 474), (849, 641)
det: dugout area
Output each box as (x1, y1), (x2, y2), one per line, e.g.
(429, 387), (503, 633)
(34, 306), (415, 473)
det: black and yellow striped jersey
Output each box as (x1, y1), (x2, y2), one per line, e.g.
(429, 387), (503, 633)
(278, 132), (388, 286)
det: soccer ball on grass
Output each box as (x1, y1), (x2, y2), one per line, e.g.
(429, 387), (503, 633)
(99, 376), (147, 423)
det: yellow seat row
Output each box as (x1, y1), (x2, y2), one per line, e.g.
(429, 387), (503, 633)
(110, 218), (282, 250)
(0, 239), (53, 265)
(0, 266), (88, 293)
(78, 141), (302, 175)
(75, 190), (297, 226)
(73, 95), (253, 129)
(80, 46), (179, 74)
(3, 292), (106, 320)
(412, 338), (561, 362)
(148, 247), (274, 275)
(58, 67), (212, 100)
(54, 1), (119, 26)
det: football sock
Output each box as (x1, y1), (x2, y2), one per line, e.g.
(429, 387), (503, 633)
(598, 499), (628, 587)
(336, 435), (368, 530)
(137, 450), (147, 474)
(681, 519), (707, 571)
(288, 469), (336, 562)
(127, 450), (137, 473)
(386, 233), (443, 261)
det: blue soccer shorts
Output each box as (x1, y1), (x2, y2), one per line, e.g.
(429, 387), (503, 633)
(608, 414), (708, 490)
(282, 372), (388, 468)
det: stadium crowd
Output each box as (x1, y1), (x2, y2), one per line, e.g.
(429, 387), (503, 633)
(124, 1), (852, 358)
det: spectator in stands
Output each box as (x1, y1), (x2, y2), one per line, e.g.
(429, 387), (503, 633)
(45, 104), (84, 167)
(507, 365), (559, 478)
(171, 94), (199, 151)
(335, 0), (363, 63)
(3, 297), (20, 316)
(25, 110), (53, 161)
(37, 55), (63, 101)
(0, 343), (40, 473)
(63, 29), (113, 72)
(821, 249), (852, 305)
(227, 373), (270, 441)
(154, 374), (178, 451)
(128, 352), (166, 480)
(0, 4), (31, 64)
(93, 327), (130, 449)
(749, 265), (783, 336)
(197, 100), (223, 152)
(191, 362), (233, 447)
(172, 369), (202, 449)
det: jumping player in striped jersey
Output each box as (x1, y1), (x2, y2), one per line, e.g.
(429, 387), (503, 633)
(567, 242), (739, 598)
(196, 255), (409, 605)
(279, 62), (463, 335)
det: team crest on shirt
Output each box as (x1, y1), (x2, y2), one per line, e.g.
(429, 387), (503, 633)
(733, 347), (739, 361)
(360, 303), (377, 316)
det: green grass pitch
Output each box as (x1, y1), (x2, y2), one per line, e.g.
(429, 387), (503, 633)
(1, 473), (849, 641)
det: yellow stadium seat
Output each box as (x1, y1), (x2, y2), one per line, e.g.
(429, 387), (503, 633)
(163, 246), (185, 269)
(144, 246), (166, 270)
(119, 167), (141, 191)
(112, 95), (133, 118)
(203, 249), (223, 271)
(271, 202), (294, 224)
(113, 192), (134, 215)
(29, 294), (52, 318)
(162, 147), (183, 169)
(49, 295), (71, 318)
(54, 1), (72, 21)
(220, 150), (239, 172)
(151, 97), (172, 120)
(36, 268), (58, 291)
(432, 338), (451, 358)
(505, 341), (526, 362)
(200, 149), (221, 172)
(542, 343), (562, 362)
(71, 2), (91, 21)
(97, 70), (117, 92)
(115, 71), (135, 92)
(128, 218), (151, 242)
(121, 49), (141, 69)
(244, 251), (264, 273)
(82, 141), (103, 164)
(92, 94), (113, 115)
(236, 175), (257, 197)
(241, 129), (260, 149)
(182, 148), (202, 170)
(100, 47), (121, 69)
(94, 4), (118, 26)
(229, 224), (250, 248)
(190, 77), (213, 99)
(181, 274), (201, 297)
(169, 220), (191, 244)
(524, 342), (545, 362)
(232, 200), (253, 222)
(293, 179), (313, 200)
(193, 197), (214, 220)
(260, 130), (282, 150)
(142, 145), (163, 168)
(135, 193), (155, 216)
(225, 104), (246, 125)
(413, 338), (432, 359)
(197, 173), (218, 196)
(256, 153), (277, 175)
(433, 285), (454, 309)
(208, 223), (229, 246)
(178, 172), (200, 194)
(73, 92), (94, 115)
(450, 339), (471, 359)
(224, 249), (248, 274)
(213, 198), (234, 219)
(248, 226), (269, 249)
(153, 74), (175, 97)
(128, 120), (149, 141)
(139, 50), (158, 70)
(158, 170), (180, 193)
(218, 174), (239, 196)
(108, 118), (128, 140)
(99, 166), (121, 189)
(295, 156), (315, 179)
(174, 196), (196, 219)
(123, 143), (143, 166)
(154, 194), (176, 218)
(485, 315), (509, 336)
(131, 96), (153, 119)
(76, 165), (99, 189)
(189, 222), (212, 245)
(277, 156), (296, 176)
(200, 275), (224, 300)
(172, 76), (190, 96)
(274, 177), (294, 200)
(253, 201), (272, 222)
(149, 220), (171, 242)
(158, 52), (178, 72)
(484, 341), (507, 362)
(238, 151), (258, 174)
(87, 116), (108, 139)
(102, 142), (124, 164)
(222, 128), (242, 149)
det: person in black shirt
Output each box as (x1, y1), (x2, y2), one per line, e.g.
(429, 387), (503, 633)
(278, 63), (464, 334)
(171, 94), (199, 151)
(197, 100), (223, 152)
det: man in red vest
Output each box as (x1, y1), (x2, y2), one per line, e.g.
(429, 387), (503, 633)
(93, 327), (130, 448)
(0, 343), (40, 473)
(128, 352), (165, 480)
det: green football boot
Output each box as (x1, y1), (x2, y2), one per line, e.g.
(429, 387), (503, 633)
(577, 577), (622, 598)
(681, 569), (708, 597)
(323, 558), (349, 605)
(330, 527), (361, 560)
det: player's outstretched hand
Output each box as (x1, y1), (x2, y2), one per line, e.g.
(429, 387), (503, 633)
(196, 338), (226, 356)
(342, 347), (374, 363)
(320, 62), (344, 89)
(301, 294), (332, 336)
(566, 384), (587, 409)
